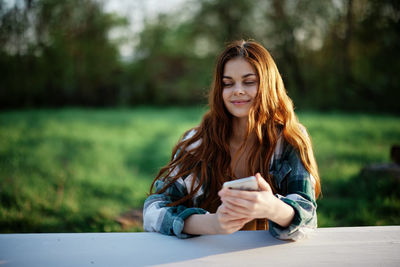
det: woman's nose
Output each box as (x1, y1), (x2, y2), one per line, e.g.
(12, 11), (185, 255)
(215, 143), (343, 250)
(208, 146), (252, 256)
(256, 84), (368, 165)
(233, 85), (245, 95)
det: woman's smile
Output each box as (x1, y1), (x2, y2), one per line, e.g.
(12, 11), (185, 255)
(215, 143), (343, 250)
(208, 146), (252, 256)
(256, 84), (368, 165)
(231, 99), (251, 106)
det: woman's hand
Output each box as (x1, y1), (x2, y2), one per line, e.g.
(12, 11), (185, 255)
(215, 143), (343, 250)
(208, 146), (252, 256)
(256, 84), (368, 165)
(183, 205), (251, 236)
(212, 202), (252, 234)
(218, 173), (295, 227)
(184, 173), (295, 236)
(218, 173), (276, 219)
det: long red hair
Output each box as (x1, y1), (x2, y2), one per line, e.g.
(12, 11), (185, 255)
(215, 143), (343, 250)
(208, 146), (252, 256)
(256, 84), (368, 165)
(149, 40), (321, 211)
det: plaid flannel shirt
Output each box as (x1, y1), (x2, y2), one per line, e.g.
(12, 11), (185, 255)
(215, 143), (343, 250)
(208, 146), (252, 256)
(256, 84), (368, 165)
(143, 131), (317, 241)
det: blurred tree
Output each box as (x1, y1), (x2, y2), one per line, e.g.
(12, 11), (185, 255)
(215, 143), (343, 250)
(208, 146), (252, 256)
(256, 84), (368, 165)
(1, 0), (399, 112)
(124, 11), (214, 105)
(270, 0), (306, 95)
(259, 0), (336, 108)
(313, 0), (400, 111)
(351, 0), (400, 111)
(191, 0), (255, 47)
(0, 0), (127, 108)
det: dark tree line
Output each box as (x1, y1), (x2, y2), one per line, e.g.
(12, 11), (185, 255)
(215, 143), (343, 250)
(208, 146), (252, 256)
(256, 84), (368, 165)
(1, 0), (399, 112)
(0, 0), (126, 107)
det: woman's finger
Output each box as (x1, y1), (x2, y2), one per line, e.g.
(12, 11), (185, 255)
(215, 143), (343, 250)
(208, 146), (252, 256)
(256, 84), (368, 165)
(255, 173), (272, 192)
(221, 203), (251, 220)
(222, 195), (253, 208)
(223, 200), (252, 217)
(220, 188), (259, 201)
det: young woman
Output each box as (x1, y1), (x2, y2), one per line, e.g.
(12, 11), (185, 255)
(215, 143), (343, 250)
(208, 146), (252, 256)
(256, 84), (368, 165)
(143, 40), (321, 241)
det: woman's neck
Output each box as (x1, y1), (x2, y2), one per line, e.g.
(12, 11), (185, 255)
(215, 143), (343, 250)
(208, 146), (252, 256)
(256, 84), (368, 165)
(229, 117), (256, 178)
(231, 117), (253, 148)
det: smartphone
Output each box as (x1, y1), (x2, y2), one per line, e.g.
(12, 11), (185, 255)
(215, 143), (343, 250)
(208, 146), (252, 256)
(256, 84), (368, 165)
(223, 176), (259, 191)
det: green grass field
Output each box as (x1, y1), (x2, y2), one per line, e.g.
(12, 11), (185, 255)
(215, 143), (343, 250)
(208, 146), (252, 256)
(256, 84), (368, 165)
(0, 107), (399, 233)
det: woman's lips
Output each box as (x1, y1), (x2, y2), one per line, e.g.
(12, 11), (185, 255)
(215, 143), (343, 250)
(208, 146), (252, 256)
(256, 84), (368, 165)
(231, 99), (250, 106)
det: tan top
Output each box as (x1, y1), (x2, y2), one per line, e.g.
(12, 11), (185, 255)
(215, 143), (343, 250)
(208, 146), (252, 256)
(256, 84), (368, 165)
(241, 218), (268, 231)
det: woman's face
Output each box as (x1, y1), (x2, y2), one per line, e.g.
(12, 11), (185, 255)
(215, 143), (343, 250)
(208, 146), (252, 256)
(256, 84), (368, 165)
(222, 57), (258, 119)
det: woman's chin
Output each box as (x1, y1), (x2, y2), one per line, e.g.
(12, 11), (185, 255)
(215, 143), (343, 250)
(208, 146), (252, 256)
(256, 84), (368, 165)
(230, 111), (250, 119)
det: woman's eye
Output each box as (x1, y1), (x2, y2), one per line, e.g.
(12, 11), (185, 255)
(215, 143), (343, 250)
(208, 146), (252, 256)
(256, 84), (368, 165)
(223, 83), (233, 87)
(244, 81), (256, 85)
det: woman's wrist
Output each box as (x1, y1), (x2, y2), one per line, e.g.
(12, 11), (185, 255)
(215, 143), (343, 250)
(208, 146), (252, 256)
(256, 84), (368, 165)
(267, 196), (295, 228)
(183, 213), (218, 235)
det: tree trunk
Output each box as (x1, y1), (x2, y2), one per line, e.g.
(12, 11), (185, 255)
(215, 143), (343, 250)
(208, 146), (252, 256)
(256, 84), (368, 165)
(272, 0), (306, 94)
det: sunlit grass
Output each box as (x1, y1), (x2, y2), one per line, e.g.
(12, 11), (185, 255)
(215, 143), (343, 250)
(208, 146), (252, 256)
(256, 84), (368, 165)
(0, 108), (399, 232)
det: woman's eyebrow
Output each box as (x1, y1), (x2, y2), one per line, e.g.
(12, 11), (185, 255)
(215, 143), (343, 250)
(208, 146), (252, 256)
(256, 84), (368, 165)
(223, 73), (256, 79)
(242, 73), (256, 78)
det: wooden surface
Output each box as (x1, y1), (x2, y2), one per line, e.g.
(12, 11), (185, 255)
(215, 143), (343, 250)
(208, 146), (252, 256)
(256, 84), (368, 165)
(1, 226), (399, 266)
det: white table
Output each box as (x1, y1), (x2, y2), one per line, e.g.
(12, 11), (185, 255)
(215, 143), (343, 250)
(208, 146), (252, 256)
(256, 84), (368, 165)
(1, 226), (399, 266)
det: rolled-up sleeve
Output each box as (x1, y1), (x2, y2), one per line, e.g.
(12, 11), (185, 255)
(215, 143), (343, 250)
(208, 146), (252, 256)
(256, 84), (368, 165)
(143, 179), (207, 239)
(268, 142), (317, 241)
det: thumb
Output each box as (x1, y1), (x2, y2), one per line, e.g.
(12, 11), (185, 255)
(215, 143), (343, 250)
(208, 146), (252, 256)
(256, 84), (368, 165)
(255, 173), (272, 192)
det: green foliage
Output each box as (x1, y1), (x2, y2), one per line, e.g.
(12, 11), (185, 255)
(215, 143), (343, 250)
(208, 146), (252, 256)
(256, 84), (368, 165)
(124, 0), (400, 112)
(0, 108), (399, 232)
(1, 0), (399, 112)
(0, 107), (205, 232)
(304, 0), (400, 111)
(123, 13), (214, 106)
(0, 0), (127, 108)
(301, 112), (400, 226)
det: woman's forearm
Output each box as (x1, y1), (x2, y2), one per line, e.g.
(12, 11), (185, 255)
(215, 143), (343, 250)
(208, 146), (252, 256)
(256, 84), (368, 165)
(183, 213), (217, 235)
(182, 197), (295, 235)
